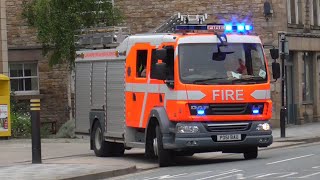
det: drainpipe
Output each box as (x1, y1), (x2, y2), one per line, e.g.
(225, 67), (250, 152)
(304, 0), (311, 32)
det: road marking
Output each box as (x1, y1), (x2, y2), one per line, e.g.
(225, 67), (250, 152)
(143, 173), (188, 180)
(186, 171), (213, 177)
(214, 175), (236, 180)
(196, 169), (243, 180)
(214, 173), (250, 180)
(266, 154), (315, 165)
(277, 172), (298, 178)
(255, 173), (279, 178)
(296, 172), (320, 178)
(236, 173), (266, 179)
(312, 166), (320, 169)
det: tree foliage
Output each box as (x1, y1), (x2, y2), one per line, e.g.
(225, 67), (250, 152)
(22, 0), (123, 67)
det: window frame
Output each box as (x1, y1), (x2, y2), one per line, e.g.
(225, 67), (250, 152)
(310, 0), (320, 27)
(287, 0), (304, 26)
(135, 49), (149, 79)
(9, 62), (40, 95)
(178, 43), (268, 85)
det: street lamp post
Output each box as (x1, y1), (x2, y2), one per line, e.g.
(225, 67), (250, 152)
(279, 32), (289, 138)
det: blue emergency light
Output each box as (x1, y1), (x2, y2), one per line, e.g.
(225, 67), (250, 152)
(251, 105), (263, 115)
(197, 109), (205, 116)
(252, 108), (260, 115)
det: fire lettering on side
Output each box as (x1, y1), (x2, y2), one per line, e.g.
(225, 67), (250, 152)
(213, 90), (244, 101)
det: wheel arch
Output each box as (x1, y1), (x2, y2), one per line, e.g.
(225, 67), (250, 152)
(145, 107), (175, 147)
(89, 110), (105, 150)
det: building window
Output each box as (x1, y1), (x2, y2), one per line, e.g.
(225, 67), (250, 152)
(9, 63), (39, 95)
(310, 0), (320, 26)
(287, 0), (303, 25)
(302, 52), (313, 103)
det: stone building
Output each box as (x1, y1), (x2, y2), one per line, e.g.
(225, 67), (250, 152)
(3, 0), (320, 129)
(0, 0), (8, 76)
(6, 0), (70, 129)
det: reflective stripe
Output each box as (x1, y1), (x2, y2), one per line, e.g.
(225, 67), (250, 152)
(30, 108), (41, 111)
(126, 83), (270, 100)
(139, 79), (152, 127)
(126, 83), (206, 101)
(178, 35), (262, 44)
(126, 83), (159, 93)
(250, 90), (271, 100)
(187, 91), (206, 100)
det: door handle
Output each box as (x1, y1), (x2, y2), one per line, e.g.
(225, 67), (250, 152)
(133, 93), (136, 101)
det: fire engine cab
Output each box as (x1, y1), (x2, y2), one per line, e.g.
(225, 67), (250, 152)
(75, 14), (281, 167)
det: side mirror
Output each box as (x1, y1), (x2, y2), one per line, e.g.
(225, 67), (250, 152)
(151, 62), (167, 80)
(272, 62), (281, 79)
(212, 45), (234, 61)
(212, 52), (226, 61)
(155, 49), (167, 62)
(270, 48), (279, 60)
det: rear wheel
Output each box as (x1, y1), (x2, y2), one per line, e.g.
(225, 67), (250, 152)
(111, 143), (125, 156)
(92, 122), (124, 157)
(243, 147), (258, 160)
(154, 125), (174, 167)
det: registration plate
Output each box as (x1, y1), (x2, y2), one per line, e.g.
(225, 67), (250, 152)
(217, 134), (241, 142)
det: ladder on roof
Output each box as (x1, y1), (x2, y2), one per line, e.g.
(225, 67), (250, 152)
(74, 13), (208, 49)
(74, 26), (131, 49)
(151, 13), (208, 33)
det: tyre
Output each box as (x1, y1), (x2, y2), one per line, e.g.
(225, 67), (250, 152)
(92, 122), (125, 157)
(154, 125), (173, 167)
(174, 151), (194, 157)
(111, 142), (125, 157)
(145, 138), (156, 159)
(243, 147), (258, 160)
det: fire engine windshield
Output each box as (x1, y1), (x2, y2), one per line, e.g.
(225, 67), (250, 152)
(178, 43), (268, 85)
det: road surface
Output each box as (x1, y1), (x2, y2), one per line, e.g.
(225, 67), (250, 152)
(110, 142), (320, 180)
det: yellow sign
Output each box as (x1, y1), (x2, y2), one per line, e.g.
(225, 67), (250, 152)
(0, 74), (11, 137)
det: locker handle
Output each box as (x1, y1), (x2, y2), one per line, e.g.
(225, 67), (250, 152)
(133, 93), (136, 101)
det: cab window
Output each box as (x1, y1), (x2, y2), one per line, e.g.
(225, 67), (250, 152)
(136, 50), (148, 78)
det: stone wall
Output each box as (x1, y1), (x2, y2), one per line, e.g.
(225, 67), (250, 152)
(0, 0), (8, 75)
(6, 0), (70, 128)
(6, 0), (38, 47)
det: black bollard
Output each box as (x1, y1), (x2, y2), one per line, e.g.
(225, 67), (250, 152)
(30, 99), (42, 164)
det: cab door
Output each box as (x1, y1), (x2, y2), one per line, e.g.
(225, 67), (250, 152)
(125, 44), (152, 128)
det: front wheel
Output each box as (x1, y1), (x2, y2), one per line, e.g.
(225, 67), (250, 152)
(154, 125), (173, 167)
(243, 147), (258, 160)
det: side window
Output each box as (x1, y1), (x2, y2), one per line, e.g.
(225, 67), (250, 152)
(166, 46), (175, 80)
(136, 50), (148, 78)
(150, 49), (157, 79)
(150, 46), (175, 80)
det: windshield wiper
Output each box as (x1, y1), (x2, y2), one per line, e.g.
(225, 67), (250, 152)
(192, 78), (227, 84)
(232, 76), (266, 84)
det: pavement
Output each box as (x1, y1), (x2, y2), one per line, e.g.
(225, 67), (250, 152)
(0, 121), (320, 180)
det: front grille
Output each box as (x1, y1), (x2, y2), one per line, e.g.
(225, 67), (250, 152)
(210, 103), (247, 115)
(205, 122), (251, 132)
(189, 103), (264, 115)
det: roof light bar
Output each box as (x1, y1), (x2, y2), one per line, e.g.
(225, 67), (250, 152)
(175, 23), (253, 34)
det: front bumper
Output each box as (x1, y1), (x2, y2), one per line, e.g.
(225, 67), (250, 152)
(162, 121), (273, 152)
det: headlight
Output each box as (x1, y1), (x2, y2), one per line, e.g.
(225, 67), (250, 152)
(176, 125), (199, 133)
(256, 123), (271, 131)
